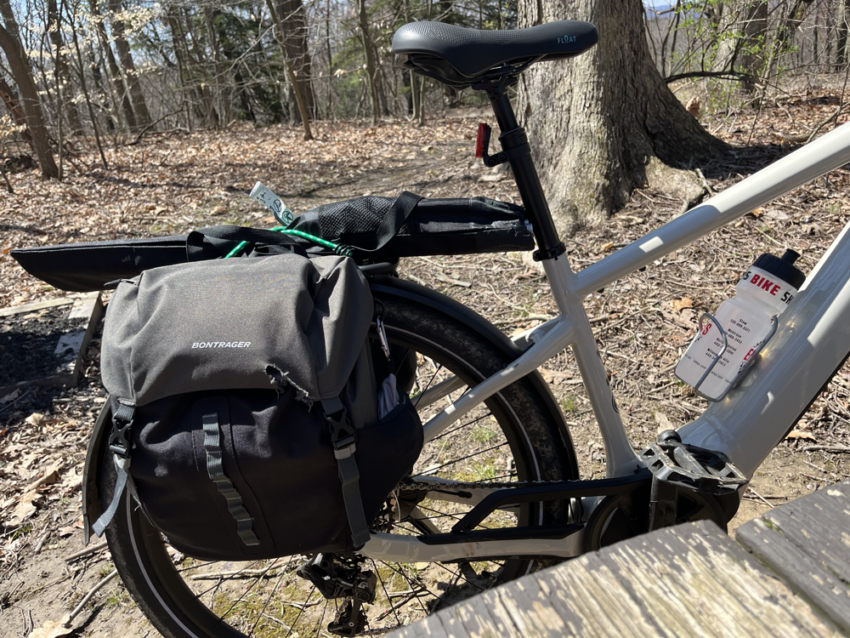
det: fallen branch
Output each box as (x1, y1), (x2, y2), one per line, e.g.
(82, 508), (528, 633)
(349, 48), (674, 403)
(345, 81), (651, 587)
(128, 103), (187, 146)
(802, 445), (850, 454)
(64, 540), (108, 563)
(190, 568), (283, 580)
(66, 569), (118, 625)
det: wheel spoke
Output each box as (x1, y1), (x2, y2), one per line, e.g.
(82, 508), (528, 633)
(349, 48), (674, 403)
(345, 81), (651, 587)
(425, 441), (509, 474)
(104, 297), (576, 636)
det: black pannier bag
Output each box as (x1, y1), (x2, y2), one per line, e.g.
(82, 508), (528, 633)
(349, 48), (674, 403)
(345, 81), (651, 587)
(11, 192), (534, 292)
(93, 252), (423, 560)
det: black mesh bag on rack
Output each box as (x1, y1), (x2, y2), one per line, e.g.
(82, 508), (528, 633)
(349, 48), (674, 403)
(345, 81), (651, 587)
(287, 192), (534, 260)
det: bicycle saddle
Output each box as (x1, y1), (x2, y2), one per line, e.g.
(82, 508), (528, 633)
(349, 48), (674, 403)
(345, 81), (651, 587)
(393, 20), (598, 88)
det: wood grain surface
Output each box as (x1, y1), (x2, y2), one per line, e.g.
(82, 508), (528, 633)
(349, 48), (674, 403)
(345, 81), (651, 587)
(392, 517), (842, 637)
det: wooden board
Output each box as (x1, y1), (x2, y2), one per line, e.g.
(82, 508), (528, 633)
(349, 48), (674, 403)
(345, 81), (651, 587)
(737, 480), (850, 633)
(391, 520), (837, 637)
(0, 292), (102, 396)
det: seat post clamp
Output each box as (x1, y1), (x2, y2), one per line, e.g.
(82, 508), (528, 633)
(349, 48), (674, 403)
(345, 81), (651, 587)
(533, 242), (567, 262)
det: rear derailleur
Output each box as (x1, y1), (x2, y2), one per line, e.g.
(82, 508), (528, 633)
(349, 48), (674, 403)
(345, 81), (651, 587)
(296, 553), (377, 636)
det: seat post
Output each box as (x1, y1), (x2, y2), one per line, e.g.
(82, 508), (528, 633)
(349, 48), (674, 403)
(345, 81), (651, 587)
(487, 90), (565, 261)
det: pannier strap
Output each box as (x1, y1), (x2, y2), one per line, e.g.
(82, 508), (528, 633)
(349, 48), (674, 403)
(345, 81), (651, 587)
(202, 414), (260, 547)
(360, 191), (423, 255)
(93, 403), (139, 537)
(324, 397), (370, 548)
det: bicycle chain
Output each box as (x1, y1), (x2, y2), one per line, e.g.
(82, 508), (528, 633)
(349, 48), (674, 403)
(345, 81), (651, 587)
(397, 477), (571, 491)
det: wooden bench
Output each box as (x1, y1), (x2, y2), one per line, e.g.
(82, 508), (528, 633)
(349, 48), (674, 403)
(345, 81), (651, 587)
(393, 480), (850, 636)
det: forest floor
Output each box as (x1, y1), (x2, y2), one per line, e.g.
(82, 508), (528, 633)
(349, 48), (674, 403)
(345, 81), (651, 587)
(2, 88), (850, 637)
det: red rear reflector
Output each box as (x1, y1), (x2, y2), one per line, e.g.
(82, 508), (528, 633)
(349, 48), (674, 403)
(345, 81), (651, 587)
(475, 123), (487, 158)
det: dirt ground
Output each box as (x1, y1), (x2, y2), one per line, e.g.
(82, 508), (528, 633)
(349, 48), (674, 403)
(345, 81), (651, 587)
(1, 90), (850, 637)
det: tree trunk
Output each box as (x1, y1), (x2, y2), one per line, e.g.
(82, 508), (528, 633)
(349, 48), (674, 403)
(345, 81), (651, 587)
(740, 1), (768, 94)
(204, 6), (229, 126)
(837, 0), (850, 68)
(0, 6), (59, 178)
(516, 0), (727, 232)
(0, 75), (33, 143)
(357, 0), (380, 125)
(107, 0), (152, 130)
(89, 0), (136, 134)
(265, 0), (312, 139)
(47, 0), (84, 135)
(276, 0), (316, 121)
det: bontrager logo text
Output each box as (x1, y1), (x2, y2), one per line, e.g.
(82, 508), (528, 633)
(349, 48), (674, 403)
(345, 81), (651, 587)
(192, 342), (251, 349)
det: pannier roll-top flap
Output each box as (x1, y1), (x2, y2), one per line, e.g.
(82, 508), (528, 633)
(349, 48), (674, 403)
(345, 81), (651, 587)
(101, 252), (375, 408)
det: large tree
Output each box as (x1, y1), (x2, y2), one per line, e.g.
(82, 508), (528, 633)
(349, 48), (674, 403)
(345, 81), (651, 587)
(517, 0), (728, 232)
(0, 0), (59, 178)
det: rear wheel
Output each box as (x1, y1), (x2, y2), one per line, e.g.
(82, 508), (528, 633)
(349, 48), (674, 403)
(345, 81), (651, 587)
(99, 295), (578, 637)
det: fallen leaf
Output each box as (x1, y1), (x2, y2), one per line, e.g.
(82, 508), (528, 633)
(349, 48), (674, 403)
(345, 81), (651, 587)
(748, 207), (765, 218)
(672, 297), (694, 312)
(786, 430), (816, 441)
(655, 411), (673, 433)
(26, 463), (61, 492)
(599, 241), (615, 252)
(8, 490), (40, 525)
(28, 615), (72, 638)
(25, 412), (46, 427)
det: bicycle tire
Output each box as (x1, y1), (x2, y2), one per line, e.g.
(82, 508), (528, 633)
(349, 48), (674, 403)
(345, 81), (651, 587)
(98, 293), (578, 637)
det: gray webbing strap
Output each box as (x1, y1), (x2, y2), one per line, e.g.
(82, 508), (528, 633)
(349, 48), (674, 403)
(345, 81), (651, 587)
(335, 448), (371, 548)
(92, 402), (138, 537)
(323, 397), (370, 548)
(202, 413), (260, 547)
(92, 456), (129, 536)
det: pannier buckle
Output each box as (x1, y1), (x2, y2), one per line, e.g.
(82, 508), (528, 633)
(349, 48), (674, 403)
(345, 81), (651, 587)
(108, 414), (134, 459)
(326, 408), (356, 455)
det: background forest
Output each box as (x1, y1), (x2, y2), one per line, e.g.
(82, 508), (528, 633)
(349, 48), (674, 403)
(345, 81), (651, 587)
(2, 0), (850, 180)
(3, 2), (850, 636)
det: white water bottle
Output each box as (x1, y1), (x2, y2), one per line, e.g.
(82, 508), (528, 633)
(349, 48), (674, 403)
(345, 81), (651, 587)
(675, 249), (805, 401)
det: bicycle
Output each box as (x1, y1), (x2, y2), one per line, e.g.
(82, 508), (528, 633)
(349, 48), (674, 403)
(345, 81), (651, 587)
(82, 19), (850, 637)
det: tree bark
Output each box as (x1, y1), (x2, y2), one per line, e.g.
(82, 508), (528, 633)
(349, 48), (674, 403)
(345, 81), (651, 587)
(266, 0), (312, 139)
(89, 0), (136, 133)
(740, 1), (768, 94)
(47, 0), (84, 135)
(838, 0), (850, 68)
(516, 0), (727, 232)
(356, 0), (380, 125)
(204, 6), (229, 126)
(0, 75), (33, 143)
(0, 5), (59, 178)
(107, 0), (152, 130)
(276, 0), (316, 121)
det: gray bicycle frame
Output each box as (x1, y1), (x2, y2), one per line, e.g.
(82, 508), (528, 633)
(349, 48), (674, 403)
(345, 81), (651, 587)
(361, 121), (850, 563)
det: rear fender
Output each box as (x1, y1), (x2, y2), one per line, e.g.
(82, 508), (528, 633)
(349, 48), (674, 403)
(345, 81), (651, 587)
(82, 402), (111, 545)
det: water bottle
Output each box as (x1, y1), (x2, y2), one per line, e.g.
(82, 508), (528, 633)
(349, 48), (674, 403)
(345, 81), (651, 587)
(675, 249), (806, 401)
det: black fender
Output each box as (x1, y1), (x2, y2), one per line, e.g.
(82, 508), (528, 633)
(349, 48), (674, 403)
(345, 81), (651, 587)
(82, 274), (578, 542)
(82, 401), (111, 545)
(368, 274), (577, 476)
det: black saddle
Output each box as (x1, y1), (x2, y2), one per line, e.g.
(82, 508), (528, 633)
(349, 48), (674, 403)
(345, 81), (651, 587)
(392, 20), (598, 88)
